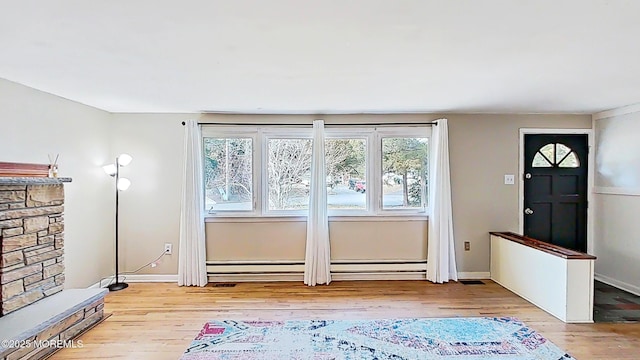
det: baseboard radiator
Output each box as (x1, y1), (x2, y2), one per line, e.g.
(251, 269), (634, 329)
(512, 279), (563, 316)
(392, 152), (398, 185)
(206, 260), (427, 282)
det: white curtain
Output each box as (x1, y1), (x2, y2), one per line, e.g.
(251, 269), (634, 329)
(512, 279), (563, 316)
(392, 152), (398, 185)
(178, 120), (208, 286)
(427, 118), (458, 283)
(304, 120), (331, 286)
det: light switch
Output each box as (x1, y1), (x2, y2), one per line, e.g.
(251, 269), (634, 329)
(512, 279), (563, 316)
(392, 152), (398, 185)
(504, 174), (515, 185)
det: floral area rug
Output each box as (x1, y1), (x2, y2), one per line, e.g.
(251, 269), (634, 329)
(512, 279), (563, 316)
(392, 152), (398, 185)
(180, 317), (575, 359)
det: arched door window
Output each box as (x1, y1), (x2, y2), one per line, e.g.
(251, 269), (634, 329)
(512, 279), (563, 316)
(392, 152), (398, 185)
(531, 143), (580, 168)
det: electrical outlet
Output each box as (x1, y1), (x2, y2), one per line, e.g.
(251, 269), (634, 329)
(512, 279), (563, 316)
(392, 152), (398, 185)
(464, 241), (470, 251)
(164, 243), (172, 255)
(504, 174), (515, 185)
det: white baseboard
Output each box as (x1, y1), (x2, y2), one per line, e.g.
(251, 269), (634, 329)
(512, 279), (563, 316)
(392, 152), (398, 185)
(595, 273), (640, 296)
(88, 272), (490, 286)
(87, 274), (178, 288)
(124, 274), (178, 283)
(87, 281), (102, 289)
(88, 277), (117, 289)
(457, 272), (491, 280)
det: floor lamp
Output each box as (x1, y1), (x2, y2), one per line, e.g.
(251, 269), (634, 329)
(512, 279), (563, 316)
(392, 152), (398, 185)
(103, 153), (132, 291)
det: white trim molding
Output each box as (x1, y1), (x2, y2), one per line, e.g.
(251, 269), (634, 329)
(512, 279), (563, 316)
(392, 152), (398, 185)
(87, 281), (102, 289)
(124, 274), (178, 283)
(594, 186), (640, 196)
(457, 272), (491, 280)
(595, 273), (640, 296)
(205, 215), (429, 223)
(88, 274), (178, 288)
(88, 270), (491, 285)
(592, 102), (640, 121)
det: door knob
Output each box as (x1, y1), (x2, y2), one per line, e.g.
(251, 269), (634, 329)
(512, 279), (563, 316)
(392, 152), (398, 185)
(524, 208), (534, 215)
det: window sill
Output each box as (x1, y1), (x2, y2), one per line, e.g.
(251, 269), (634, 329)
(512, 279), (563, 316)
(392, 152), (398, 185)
(204, 215), (429, 223)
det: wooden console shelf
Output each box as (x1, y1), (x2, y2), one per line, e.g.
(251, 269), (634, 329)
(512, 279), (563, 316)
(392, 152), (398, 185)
(490, 232), (595, 323)
(490, 232), (596, 260)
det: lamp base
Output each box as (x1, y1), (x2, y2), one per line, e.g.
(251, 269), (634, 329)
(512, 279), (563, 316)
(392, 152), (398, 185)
(108, 282), (129, 292)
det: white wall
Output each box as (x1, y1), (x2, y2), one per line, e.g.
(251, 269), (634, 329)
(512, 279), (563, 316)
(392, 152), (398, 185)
(112, 113), (591, 277)
(593, 106), (640, 294)
(109, 113), (193, 275)
(0, 80), (597, 284)
(206, 220), (428, 262)
(446, 114), (592, 272)
(0, 78), (113, 288)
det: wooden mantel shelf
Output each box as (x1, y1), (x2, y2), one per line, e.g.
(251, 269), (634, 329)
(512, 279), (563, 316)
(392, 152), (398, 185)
(0, 177), (72, 185)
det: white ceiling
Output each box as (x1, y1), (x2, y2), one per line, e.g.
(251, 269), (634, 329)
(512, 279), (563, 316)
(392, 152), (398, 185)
(1, 0), (639, 114)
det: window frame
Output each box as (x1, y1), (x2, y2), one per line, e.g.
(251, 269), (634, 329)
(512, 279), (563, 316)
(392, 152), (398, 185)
(202, 124), (431, 219)
(324, 128), (374, 216)
(531, 142), (581, 169)
(261, 127), (314, 216)
(376, 127), (431, 216)
(201, 126), (259, 216)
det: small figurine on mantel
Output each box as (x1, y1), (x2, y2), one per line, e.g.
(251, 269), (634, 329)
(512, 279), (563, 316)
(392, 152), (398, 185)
(48, 154), (59, 178)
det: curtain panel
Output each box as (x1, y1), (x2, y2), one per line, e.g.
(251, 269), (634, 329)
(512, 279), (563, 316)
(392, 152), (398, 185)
(304, 120), (332, 286)
(178, 120), (208, 286)
(427, 118), (458, 283)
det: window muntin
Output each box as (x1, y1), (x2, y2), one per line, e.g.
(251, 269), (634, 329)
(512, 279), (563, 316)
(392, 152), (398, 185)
(381, 137), (429, 210)
(532, 143), (580, 168)
(556, 144), (571, 163)
(203, 137), (254, 212)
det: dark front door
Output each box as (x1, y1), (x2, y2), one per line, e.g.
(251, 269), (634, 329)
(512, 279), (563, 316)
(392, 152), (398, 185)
(524, 134), (588, 252)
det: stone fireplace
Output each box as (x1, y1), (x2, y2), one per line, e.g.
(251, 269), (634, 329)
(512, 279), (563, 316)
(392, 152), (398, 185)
(0, 177), (107, 360)
(1, 182), (67, 316)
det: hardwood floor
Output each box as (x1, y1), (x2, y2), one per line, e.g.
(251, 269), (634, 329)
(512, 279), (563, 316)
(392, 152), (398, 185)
(51, 280), (640, 359)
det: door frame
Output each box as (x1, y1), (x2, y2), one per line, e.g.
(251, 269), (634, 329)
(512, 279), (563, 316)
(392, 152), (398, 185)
(518, 128), (595, 255)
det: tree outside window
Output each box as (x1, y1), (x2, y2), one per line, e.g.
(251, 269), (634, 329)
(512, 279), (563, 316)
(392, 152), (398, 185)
(203, 138), (253, 211)
(382, 137), (428, 209)
(267, 138), (312, 210)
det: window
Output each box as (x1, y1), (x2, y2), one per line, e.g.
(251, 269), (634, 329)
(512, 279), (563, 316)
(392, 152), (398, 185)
(203, 136), (254, 212)
(267, 138), (312, 211)
(381, 137), (429, 210)
(532, 143), (580, 168)
(326, 138), (367, 210)
(203, 124), (430, 217)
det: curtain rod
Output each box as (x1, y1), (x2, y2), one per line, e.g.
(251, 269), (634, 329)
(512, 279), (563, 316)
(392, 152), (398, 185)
(181, 121), (438, 126)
